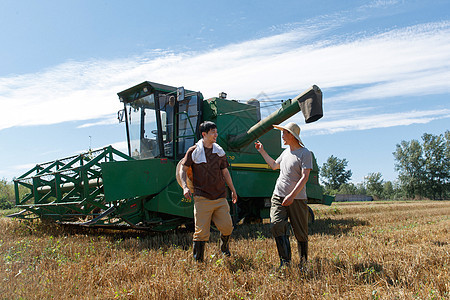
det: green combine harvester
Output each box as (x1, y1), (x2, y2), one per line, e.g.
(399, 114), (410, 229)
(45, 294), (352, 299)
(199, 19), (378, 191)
(12, 81), (333, 230)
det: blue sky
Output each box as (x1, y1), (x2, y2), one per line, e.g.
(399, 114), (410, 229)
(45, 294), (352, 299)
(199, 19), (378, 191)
(0, 0), (449, 184)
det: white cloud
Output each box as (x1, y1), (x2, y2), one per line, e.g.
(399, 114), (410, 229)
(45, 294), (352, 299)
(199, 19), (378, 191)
(12, 163), (37, 171)
(5, 163), (37, 180)
(297, 109), (450, 135)
(327, 69), (450, 103)
(77, 115), (118, 128)
(363, 0), (400, 9)
(107, 141), (129, 154)
(0, 19), (449, 134)
(9, 141), (130, 180)
(73, 141), (128, 155)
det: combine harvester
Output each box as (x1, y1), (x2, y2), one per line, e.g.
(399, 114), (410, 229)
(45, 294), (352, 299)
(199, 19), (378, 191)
(12, 81), (333, 231)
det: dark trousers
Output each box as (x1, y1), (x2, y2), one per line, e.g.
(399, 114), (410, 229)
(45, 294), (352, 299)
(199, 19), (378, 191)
(270, 194), (308, 242)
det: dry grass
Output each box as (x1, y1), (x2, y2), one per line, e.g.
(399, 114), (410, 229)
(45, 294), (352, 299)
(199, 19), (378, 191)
(1, 200), (449, 299)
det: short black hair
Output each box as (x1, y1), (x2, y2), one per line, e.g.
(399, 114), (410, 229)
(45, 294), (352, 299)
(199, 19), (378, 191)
(199, 121), (217, 134)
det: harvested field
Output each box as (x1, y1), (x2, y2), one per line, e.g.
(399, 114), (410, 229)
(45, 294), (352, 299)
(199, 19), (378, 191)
(1, 200), (449, 299)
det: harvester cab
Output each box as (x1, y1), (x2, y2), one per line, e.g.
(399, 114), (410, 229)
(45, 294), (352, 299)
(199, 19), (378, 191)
(11, 80), (334, 230)
(117, 82), (204, 160)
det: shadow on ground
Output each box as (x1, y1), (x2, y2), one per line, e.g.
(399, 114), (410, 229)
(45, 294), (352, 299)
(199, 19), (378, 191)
(309, 217), (369, 236)
(9, 216), (368, 251)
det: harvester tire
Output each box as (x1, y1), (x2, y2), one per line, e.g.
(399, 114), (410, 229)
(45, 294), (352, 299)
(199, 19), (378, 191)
(308, 206), (315, 224)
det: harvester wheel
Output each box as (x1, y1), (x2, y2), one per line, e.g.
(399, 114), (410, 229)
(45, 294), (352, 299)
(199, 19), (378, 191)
(184, 221), (195, 232)
(308, 206), (315, 224)
(236, 197), (263, 224)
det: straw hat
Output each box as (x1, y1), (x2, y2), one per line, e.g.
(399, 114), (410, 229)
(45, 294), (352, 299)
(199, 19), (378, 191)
(273, 122), (304, 146)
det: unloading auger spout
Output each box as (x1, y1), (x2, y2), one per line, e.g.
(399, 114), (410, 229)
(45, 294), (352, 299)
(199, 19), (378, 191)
(228, 85), (323, 149)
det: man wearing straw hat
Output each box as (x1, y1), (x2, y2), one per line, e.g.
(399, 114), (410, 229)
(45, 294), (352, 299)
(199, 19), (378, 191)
(255, 122), (312, 268)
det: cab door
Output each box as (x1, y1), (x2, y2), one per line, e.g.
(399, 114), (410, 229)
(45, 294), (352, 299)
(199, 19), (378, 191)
(174, 92), (203, 159)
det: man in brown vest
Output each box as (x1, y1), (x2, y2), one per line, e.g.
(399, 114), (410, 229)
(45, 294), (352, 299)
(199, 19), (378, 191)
(180, 121), (237, 261)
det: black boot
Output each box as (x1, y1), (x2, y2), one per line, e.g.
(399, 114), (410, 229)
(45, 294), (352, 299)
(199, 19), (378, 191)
(220, 234), (231, 256)
(193, 241), (205, 262)
(298, 241), (308, 270)
(274, 235), (291, 268)
(299, 241), (308, 263)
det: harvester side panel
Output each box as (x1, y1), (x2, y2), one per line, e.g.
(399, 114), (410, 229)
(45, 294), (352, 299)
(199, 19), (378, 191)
(230, 168), (279, 198)
(143, 180), (193, 218)
(101, 158), (176, 202)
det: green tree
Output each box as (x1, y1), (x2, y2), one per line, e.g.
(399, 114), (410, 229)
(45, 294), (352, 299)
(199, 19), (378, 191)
(320, 155), (352, 192)
(422, 132), (449, 199)
(382, 181), (395, 200)
(355, 182), (367, 195)
(0, 178), (14, 209)
(338, 182), (357, 194)
(364, 172), (384, 199)
(393, 139), (425, 198)
(393, 131), (449, 199)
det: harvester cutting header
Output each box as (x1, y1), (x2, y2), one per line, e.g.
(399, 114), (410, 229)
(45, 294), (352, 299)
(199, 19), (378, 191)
(12, 81), (333, 230)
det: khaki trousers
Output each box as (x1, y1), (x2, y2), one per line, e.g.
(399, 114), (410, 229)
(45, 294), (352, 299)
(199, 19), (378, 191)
(193, 196), (233, 241)
(270, 194), (308, 242)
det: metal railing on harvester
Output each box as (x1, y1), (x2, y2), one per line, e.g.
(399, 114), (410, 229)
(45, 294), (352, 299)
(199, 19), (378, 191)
(12, 146), (134, 225)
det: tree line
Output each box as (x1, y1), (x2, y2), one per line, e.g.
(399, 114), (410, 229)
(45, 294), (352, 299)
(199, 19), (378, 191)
(320, 131), (449, 200)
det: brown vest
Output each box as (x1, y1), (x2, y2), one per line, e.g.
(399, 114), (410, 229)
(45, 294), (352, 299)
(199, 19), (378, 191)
(182, 145), (229, 199)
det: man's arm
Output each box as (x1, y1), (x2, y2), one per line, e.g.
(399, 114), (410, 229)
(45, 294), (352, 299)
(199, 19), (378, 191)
(282, 168), (311, 206)
(254, 140), (280, 170)
(221, 168), (238, 203)
(180, 164), (192, 200)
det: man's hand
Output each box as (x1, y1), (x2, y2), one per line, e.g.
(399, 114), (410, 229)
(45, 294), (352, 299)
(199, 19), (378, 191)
(281, 168), (311, 206)
(254, 140), (279, 170)
(183, 187), (192, 200)
(231, 190), (237, 204)
(222, 168), (238, 204)
(254, 140), (264, 152)
(180, 163), (192, 200)
(282, 194), (294, 206)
